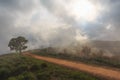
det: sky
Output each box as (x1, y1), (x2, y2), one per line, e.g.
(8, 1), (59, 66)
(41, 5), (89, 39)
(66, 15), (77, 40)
(0, 0), (120, 54)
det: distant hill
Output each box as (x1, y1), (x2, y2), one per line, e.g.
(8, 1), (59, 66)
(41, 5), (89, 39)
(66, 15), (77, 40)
(91, 41), (120, 54)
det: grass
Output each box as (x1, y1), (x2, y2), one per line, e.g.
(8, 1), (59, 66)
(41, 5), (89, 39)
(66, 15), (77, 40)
(0, 53), (101, 80)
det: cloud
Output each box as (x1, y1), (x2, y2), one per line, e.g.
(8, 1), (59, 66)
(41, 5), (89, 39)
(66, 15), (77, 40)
(91, 0), (120, 40)
(0, 0), (120, 54)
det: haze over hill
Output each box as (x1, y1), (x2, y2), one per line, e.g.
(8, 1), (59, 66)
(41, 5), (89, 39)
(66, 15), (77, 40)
(0, 0), (120, 54)
(91, 41), (120, 55)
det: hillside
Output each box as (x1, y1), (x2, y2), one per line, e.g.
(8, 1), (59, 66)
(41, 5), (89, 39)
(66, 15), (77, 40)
(0, 53), (101, 80)
(91, 41), (120, 54)
(25, 53), (120, 80)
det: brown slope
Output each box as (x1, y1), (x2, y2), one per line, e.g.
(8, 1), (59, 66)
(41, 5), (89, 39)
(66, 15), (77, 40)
(24, 53), (120, 80)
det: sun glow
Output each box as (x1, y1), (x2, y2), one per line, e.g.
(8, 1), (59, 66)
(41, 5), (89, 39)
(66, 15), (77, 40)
(68, 0), (100, 21)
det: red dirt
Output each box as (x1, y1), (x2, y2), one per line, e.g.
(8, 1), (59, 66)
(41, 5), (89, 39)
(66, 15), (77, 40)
(24, 53), (120, 80)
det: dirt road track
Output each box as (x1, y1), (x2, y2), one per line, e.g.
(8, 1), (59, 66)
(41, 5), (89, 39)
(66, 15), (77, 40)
(24, 53), (120, 80)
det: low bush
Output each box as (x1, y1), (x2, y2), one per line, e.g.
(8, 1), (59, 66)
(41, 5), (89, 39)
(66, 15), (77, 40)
(17, 72), (36, 80)
(0, 67), (11, 79)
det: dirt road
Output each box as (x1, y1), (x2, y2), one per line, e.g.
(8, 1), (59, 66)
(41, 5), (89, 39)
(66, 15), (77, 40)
(24, 53), (120, 80)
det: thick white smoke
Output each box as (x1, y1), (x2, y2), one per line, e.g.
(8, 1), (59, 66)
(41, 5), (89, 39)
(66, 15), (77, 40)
(0, 0), (120, 54)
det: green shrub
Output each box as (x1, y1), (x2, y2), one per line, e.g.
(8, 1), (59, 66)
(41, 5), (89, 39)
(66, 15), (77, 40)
(17, 72), (36, 80)
(37, 72), (50, 80)
(30, 64), (40, 71)
(14, 64), (29, 75)
(0, 67), (11, 79)
(40, 63), (48, 69)
(8, 77), (17, 80)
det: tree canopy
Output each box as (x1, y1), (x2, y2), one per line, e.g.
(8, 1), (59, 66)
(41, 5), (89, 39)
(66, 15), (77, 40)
(8, 36), (28, 53)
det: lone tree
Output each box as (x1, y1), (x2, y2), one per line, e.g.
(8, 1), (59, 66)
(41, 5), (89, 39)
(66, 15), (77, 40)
(8, 36), (28, 54)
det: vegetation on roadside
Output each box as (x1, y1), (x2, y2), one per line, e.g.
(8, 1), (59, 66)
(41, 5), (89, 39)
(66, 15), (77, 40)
(31, 47), (120, 69)
(0, 53), (101, 80)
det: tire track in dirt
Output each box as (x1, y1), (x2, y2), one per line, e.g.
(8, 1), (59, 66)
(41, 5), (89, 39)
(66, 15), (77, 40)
(24, 53), (120, 80)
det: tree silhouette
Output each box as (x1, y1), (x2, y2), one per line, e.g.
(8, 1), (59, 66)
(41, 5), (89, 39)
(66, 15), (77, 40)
(8, 36), (28, 53)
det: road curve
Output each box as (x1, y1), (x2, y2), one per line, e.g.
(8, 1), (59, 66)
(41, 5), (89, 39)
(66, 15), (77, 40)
(24, 53), (120, 80)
